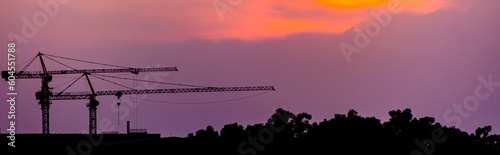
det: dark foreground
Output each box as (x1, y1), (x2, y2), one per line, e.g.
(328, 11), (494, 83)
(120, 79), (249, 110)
(2, 108), (500, 155)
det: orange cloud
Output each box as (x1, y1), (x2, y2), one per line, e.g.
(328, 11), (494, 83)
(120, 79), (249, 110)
(2, 0), (452, 43)
(399, 0), (449, 14)
(317, 0), (387, 8)
(199, 0), (451, 41)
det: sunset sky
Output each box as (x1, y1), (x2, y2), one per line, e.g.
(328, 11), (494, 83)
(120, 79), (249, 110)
(2, 0), (500, 137)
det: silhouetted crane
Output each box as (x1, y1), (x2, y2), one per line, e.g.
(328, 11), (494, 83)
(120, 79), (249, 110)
(2, 52), (275, 134)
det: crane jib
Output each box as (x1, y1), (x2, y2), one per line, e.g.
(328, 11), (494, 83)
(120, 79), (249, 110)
(45, 86), (275, 100)
(1, 67), (178, 80)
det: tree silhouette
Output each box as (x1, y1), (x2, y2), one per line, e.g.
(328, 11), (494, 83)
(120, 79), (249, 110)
(9, 108), (499, 155)
(186, 108), (499, 155)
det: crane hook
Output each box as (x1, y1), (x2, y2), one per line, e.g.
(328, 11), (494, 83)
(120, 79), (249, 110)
(115, 91), (123, 125)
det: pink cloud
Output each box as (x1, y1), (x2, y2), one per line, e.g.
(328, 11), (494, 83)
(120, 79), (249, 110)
(2, 0), (453, 44)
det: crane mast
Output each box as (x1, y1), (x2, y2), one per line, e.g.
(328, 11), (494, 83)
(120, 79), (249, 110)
(38, 52), (52, 135)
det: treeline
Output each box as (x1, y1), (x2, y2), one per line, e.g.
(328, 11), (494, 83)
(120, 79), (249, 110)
(186, 108), (500, 155)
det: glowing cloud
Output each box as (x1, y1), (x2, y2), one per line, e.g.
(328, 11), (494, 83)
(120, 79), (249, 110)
(198, 0), (451, 40)
(317, 0), (387, 8)
(1, 0), (452, 43)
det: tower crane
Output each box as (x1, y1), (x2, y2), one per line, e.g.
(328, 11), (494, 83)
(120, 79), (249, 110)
(48, 85), (274, 134)
(2, 52), (178, 134)
(2, 52), (275, 135)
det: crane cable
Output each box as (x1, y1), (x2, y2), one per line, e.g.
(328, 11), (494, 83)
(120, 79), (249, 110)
(134, 74), (138, 129)
(42, 53), (132, 69)
(26, 53), (273, 105)
(37, 53), (210, 90)
(89, 74), (136, 90)
(52, 76), (84, 89)
(128, 90), (273, 105)
(92, 74), (209, 88)
(15, 53), (275, 125)
(56, 74), (86, 96)
(51, 73), (130, 79)
(39, 53), (136, 91)
(18, 55), (39, 73)
(42, 55), (78, 70)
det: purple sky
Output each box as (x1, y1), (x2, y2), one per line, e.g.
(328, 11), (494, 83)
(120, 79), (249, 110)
(2, 0), (500, 137)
